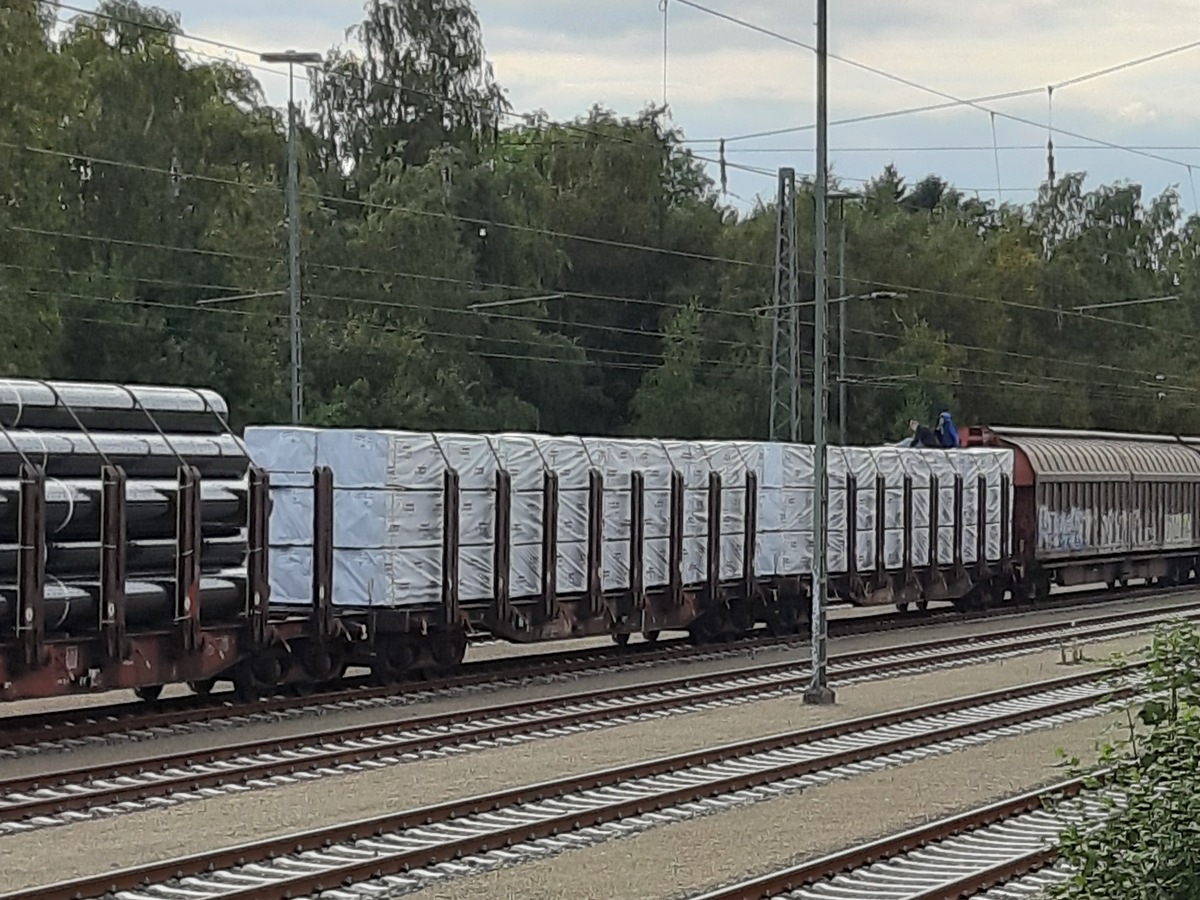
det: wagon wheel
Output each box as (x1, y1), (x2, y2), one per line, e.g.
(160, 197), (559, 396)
(612, 631), (631, 647)
(188, 678), (216, 699)
(134, 685), (163, 703)
(1034, 572), (1052, 602)
(642, 630), (661, 644)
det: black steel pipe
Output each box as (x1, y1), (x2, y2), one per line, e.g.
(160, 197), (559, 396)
(0, 577), (245, 633)
(0, 534), (245, 579)
(0, 432), (248, 479)
(0, 379), (231, 435)
(0, 478), (246, 542)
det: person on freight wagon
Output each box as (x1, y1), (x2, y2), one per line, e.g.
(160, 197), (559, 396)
(908, 418), (940, 448)
(935, 411), (960, 448)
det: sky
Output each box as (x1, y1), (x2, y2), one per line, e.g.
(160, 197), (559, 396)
(66, 0), (1200, 213)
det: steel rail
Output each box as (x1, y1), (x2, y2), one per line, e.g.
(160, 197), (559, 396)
(0, 668), (1138, 900)
(0, 605), (1171, 826)
(2, 583), (1191, 752)
(4, 595), (1190, 763)
(686, 776), (1100, 900)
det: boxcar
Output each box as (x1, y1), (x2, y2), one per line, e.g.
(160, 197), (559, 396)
(966, 426), (1200, 596)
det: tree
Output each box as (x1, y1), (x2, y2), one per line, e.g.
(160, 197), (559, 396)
(1051, 622), (1200, 899)
(51, 1), (285, 426)
(310, 0), (504, 182)
(0, 1), (71, 374)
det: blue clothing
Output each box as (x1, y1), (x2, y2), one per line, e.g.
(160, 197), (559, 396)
(937, 412), (960, 448)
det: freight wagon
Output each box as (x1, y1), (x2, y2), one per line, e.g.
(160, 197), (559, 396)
(238, 426), (1015, 680)
(0, 375), (1064, 705)
(964, 426), (1200, 596)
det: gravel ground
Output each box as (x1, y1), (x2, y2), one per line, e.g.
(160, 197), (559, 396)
(403, 710), (1123, 900)
(0, 633), (1145, 893)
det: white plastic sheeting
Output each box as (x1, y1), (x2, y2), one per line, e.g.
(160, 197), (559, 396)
(245, 425), (1015, 609)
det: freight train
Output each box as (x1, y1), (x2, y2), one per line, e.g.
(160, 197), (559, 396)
(0, 377), (1196, 704)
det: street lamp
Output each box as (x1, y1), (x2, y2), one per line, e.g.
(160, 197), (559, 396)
(805, 0), (834, 707)
(827, 190), (860, 443)
(261, 50), (322, 425)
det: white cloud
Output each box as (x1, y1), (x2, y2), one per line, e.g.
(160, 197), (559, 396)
(70, 0), (1200, 208)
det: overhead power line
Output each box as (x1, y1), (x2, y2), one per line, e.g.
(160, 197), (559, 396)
(34, 282), (1181, 400)
(677, 0), (1200, 175)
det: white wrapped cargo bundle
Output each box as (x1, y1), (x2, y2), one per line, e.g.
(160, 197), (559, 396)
(511, 543), (542, 597)
(248, 424), (1015, 609)
(750, 445), (1014, 578)
(314, 430), (500, 490)
(761, 442), (814, 490)
(534, 436), (595, 489)
(268, 546), (444, 607)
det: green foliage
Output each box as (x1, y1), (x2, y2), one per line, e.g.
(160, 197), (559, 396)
(4, 0), (1200, 438)
(1051, 622), (1200, 899)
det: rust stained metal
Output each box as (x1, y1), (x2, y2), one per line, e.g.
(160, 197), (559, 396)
(492, 469), (513, 627)
(99, 465), (128, 662)
(705, 472), (722, 604)
(669, 470), (684, 608)
(441, 469), (461, 627)
(172, 465), (202, 654)
(629, 471), (645, 614)
(540, 470), (559, 624)
(16, 464), (46, 670)
(0, 628), (244, 702)
(245, 466), (270, 645)
(310, 465), (336, 641)
(586, 469), (604, 620)
(742, 471), (758, 601)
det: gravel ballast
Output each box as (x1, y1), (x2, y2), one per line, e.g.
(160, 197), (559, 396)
(403, 710), (1122, 900)
(0, 634), (1145, 893)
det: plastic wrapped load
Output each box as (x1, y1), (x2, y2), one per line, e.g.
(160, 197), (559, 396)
(250, 428), (501, 608)
(244, 426), (319, 476)
(753, 445), (1014, 579)
(757, 441), (813, 577)
(527, 435), (595, 595)
(661, 440), (711, 585)
(584, 437), (676, 590)
(491, 434), (547, 597)
(699, 441), (763, 580)
(953, 449), (1012, 562)
(247, 421), (1016, 610)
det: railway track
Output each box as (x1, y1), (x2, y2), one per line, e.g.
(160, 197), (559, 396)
(0, 602), (1176, 832)
(2, 586), (1192, 753)
(1, 664), (1143, 900)
(690, 775), (1115, 900)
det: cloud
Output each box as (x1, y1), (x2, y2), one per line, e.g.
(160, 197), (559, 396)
(69, 0), (1200, 208)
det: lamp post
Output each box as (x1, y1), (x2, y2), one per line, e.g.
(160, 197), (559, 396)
(804, 0), (835, 707)
(827, 190), (859, 443)
(261, 50), (322, 425)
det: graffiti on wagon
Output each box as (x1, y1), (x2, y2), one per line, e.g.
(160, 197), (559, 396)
(1040, 506), (1193, 552)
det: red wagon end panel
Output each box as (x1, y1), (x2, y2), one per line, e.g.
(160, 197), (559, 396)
(967, 426), (1200, 586)
(961, 425), (1035, 567)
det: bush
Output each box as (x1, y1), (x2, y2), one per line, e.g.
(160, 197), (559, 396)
(1051, 622), (1200, 899)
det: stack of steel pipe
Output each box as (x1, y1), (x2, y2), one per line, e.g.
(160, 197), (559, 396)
(0, 379), (252, 634)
